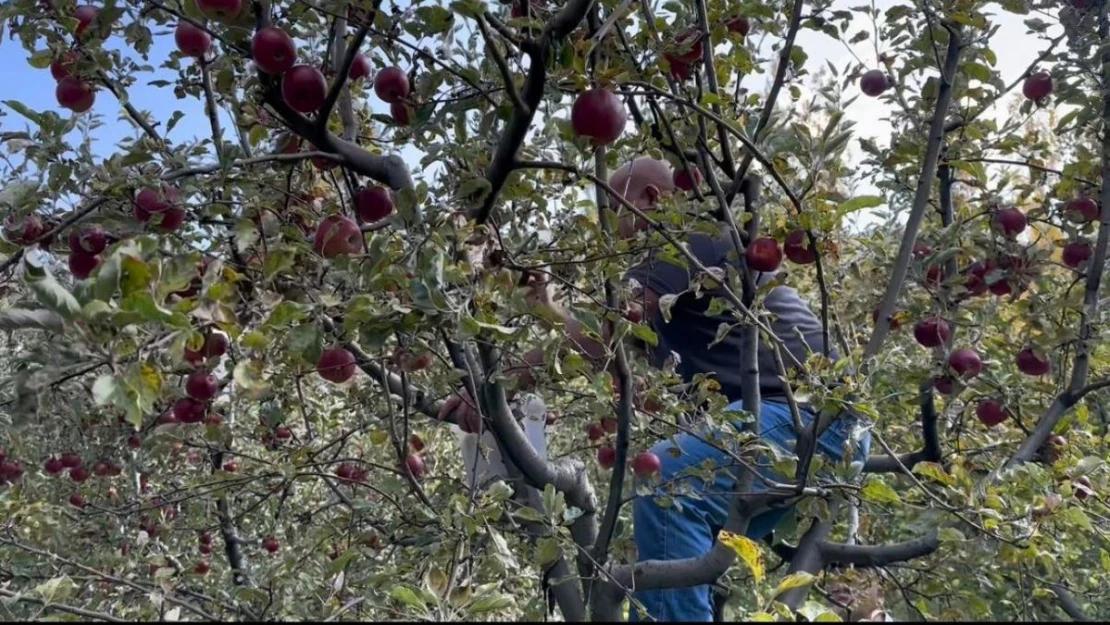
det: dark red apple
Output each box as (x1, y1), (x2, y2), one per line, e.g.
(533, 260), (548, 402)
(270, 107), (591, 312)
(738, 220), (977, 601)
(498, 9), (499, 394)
(134, 185), (182, 222)
(175, 21), (212, 58)
(976, 399), (1010, 426)
(185, 332), (229, 363)
(50, 50), (80, 81)
(1022, 71), (1053, 101)
(69, 492), (87, 508)
(44, 457), (64, 475)
(933, 376), (955, 395)
(173, 397), (207, 424)
(317, 347), (357, 383)
(355, 185), (393, 222)
(204, 413), (223, 426)
(252, 26), (297, 75)
(673, 165), (702, 191)
(68, 252), (100, 280)
(783, 230), (817, 265)
(1063, 197), (1098, 224)
(1016, 347), (1051, 376)
(586, 423), (605, 442)
(194, 561), (210, 575)
(274, 426), (292, 440)
(405, 453), (425, 479)
(349, 53), (371, 81)
(221, 461), (239, 473)
(1063, 241), (1092, 269)
(947, 348), (982, 379)
(668, 59), (694, 81)
(185, 370), (219, 400)
(151, 206), (186, 233)
(197, 0), (242, 21)
(991, 207), (1027, 237)
(0, 461), (24, 484)
(860, 69), (890, 97)
(666, 28), (704, 65)
(61, 453), (83, 469)
(924, 264), (945, 286)
(56, 78), (95, 112)
(390, 101), (412, 126)
(73, 5), (101, 38)
(69, 466), (89, 483)
(68, 226), (107, 254)
(281, 65), (327, 113)
(335, 463), (356, 481)
(313, 215), (362, 258)
(632, 451), (661, 477)
(601, 418), (617, 434)
(410, 435), (425, 453)
(570, 88), (627, 146)
(913, 317), (950, 348)
(597, 446), (616, 469)
(127, 434), (141, 449)
(727, 15), (751, 36)
(961, 261), (988, 296)
(746, 237), (783, 272)
(262, 536), (280, 553)
(3, 215), (44, 246)
(373, 66), (410, 103)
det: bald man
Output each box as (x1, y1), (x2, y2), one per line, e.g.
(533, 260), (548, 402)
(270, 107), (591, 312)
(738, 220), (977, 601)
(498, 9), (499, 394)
(440, 158), (870, 622)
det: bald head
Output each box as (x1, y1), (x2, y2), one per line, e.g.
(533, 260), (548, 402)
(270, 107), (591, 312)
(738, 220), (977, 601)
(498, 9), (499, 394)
(607, 158), (675, 210)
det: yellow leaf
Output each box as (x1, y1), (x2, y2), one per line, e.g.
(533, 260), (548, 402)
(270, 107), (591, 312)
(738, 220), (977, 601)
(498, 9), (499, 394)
(772, 571), (817, 597)
(719, 530), (764, 583)
(749, 612), (775, 621)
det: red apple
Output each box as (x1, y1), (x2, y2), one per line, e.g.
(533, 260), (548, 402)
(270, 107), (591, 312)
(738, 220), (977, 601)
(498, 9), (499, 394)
(262, 536), (280, 553)
(1063, 197), (1098, 224)
(597, 446), (616, 469)
(134, 185), (182, 222)
(276, 132), (302, 155)
(1071, 0), (1093, 8)
(913, 317), (950, 348)
(349, 53), (371, 81)
(1063, 241), (1092, 269)
(67, 252), (99, 279)
(69, 492), (87, 508)
(0, 461), (24, 484)
(69, 466), (89, 483)
(335, 463), (356, 480)
(947, 348), (982, 379)
(56, 78), (95, 112)
(1016, 347), (1051, 376)
(666, 28), (704, 65)
(281, 65), (327, 113)
(222, 461), (239, 473)
(1022, 71), (1053, 101)
(175, 21), (212, 58)
(151, 206), (186, 233)
(409, 435), (425, 453)
(991, 207), (1027, 237)
(204, 413), (223, 427)
(405, 453), (425, 479)
(197, 0), (242, 21)
(185, 332), (230, 363)
(783, 230), (817, 265)
(586, 422), (605, 441)
(274, 426), (292, 441)
(50, 50), (80, 81)
(67, 226), (107, 254)
(127, 434), (141, 449)
(668, 59), (694, 81)
(961, 261), (989, 296)
(60, 453), (83, 469)
(173, 397), (207, 424)
(373, 66), (410, 103)
(3, 215), (44, 246)
(746, 237), (783, 272)
(571, 88), (627, 145)
(976, 399), (1010, 426)
(860, 69), (890, 97)
(194, 561), (211, 575)
(313, 215), (362, 258)
(601, 418), (618, 434)
(355, 185), (393, 222)
(727, 15), (751, 36)
(933, 376), (955, 395)
(924, 263), (945, 286)
(673, 165), (702, 191)
(252, 26), (297, 75)
(317, 347), (357, 383)
(44, 457), (65, 475)
(632, 451), (661, 477)
(390, 101), (412, 126)
(185, 370), (219, 400)
(73, 5), (101, 37)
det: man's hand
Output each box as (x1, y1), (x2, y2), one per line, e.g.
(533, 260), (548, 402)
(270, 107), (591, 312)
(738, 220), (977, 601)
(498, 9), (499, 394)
(437, 390), (483, 434)
(522, 271), (565, 318)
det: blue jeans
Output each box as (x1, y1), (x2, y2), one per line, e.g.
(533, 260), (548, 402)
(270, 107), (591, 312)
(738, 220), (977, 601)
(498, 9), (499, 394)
(630, 400), (871, 622)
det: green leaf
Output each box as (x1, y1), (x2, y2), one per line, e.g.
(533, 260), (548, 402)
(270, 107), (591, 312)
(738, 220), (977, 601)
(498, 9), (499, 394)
(772, 571), (817, 597)
(233, 360), (270, 394)
(630, 323), (658, 346)
(536, 536), (560, 566)
(390, 585), (427, 609)
(3, 100), (43, 126)
(861, 479), (901, 504)
(835, 195), (884, 218)
(469, 592), (514, 614)
(24, 257), (82, 320)
(28, 50), (53, 69)
(963, 62), (991, 83)
(120, 255), (153, 297)
(0, 308), (64, 332)
(512, 506), (544, 523)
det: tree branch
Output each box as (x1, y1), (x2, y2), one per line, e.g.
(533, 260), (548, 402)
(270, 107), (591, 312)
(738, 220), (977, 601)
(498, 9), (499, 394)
(0, 587), (126, 622)
(817, 530), (939, 568)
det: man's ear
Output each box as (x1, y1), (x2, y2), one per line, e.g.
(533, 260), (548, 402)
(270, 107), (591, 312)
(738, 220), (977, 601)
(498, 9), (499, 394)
(643, 184), (662, 207)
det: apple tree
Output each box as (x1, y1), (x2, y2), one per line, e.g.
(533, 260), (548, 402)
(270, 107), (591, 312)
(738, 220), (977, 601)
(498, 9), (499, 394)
(1, 0), (1109, 621)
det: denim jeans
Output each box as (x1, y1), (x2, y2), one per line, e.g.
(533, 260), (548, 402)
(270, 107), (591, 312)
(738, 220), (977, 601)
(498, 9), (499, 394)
(630, 400), (871, 622)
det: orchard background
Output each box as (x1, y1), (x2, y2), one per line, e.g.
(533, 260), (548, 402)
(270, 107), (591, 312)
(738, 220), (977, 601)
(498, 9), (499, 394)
(1, 0), (1109, 621)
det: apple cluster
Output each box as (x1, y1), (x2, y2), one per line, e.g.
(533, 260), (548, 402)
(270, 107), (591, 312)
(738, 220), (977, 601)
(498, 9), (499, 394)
(44, 4), (106, 113)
